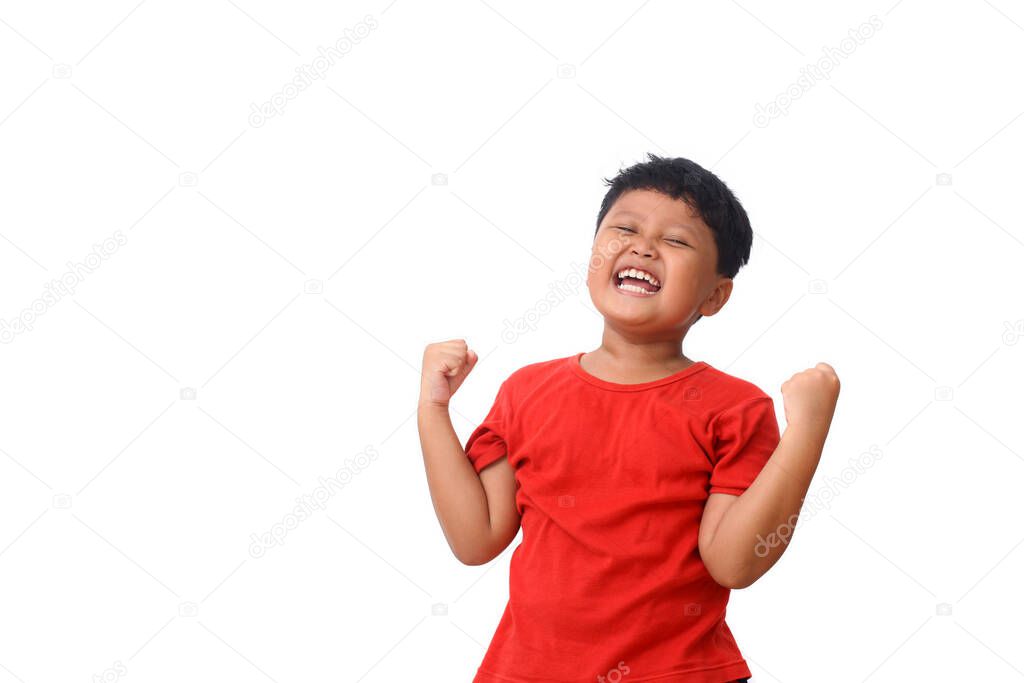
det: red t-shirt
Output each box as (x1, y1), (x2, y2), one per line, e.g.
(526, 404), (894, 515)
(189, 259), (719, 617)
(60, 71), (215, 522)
(463, 351), (781, 683)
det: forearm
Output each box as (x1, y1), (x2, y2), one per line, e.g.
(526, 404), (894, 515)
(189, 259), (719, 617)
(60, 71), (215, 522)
(706, 423), (828, 588)
(417, 401), (496, 564)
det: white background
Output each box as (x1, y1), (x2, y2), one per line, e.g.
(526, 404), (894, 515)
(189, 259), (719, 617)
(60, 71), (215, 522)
(1, 1), (1023, 681)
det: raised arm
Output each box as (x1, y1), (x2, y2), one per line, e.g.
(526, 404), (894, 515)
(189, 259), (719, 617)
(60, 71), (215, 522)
(418, 339), (520, 565)
(700, 363), (840, 588)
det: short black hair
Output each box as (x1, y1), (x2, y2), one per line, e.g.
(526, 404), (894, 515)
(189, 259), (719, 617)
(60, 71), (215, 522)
(594, 153), (754, 279)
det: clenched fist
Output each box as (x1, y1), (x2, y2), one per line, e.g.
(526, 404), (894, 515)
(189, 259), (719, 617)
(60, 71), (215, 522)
(781, 362), (840, 435)
(420, 339), (479, 408)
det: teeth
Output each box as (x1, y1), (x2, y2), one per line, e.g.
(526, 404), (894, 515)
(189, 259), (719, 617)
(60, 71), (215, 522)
(616, 268), (660, 288)
(617, 281), (656, 295)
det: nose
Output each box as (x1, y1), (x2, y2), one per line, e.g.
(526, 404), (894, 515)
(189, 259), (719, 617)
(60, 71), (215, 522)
(630, 234), (655, 257)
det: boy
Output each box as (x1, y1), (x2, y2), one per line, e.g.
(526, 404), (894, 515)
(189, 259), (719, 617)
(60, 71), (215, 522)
(418, 154), (840, 682)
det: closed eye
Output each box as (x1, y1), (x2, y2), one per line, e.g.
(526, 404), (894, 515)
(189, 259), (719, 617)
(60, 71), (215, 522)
(614, 225), (688, 246)
(616, 226), (688, 247)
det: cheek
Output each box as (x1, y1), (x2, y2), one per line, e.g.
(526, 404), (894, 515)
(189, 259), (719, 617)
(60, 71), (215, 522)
(665, 265), (702, 295)
(592, 235), (624, 267)
(586, 247), (607, 283)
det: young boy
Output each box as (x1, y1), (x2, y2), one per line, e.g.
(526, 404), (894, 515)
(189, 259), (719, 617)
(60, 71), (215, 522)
(418, 154), (840, 682)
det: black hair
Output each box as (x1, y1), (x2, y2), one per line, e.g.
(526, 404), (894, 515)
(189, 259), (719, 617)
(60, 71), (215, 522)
(594, 153), (754, 280)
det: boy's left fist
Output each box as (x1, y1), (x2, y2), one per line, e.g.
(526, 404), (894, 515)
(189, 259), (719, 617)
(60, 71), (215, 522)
(780, 362), (840, 434)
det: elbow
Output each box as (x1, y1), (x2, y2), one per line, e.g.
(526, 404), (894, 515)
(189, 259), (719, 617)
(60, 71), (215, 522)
(708, 567), (745, 590)
(722, 564), (764, 589)
(712, 572), (754, 590)
(442, 524), (495, 566)
(700, 537), (767, 589)
(704, 558), (756, 590)
(453, 542), (496, 566)
(456, 549), (493, 566)
(723, 572), (756, 590)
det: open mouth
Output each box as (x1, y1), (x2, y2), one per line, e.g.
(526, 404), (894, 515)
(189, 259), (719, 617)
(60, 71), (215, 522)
(614, 270), (662, 296)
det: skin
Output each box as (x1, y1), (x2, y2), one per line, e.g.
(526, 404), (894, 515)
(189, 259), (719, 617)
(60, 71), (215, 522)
(418, 340), (520, 565)
(419, 188), (840, 582)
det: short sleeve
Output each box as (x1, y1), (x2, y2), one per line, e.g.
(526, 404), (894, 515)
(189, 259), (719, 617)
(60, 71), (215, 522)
(709, 396), (780, 496)
(463, 380), (513, 474)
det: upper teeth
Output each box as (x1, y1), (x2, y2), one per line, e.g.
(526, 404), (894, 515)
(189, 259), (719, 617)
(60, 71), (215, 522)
(616, 268), (660, 287)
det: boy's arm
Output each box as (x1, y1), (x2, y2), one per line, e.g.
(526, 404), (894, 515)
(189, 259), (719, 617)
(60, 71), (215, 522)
(418, 401), (520, 565)
(699, 363), (840, 589)
(417, 340), (520, 566)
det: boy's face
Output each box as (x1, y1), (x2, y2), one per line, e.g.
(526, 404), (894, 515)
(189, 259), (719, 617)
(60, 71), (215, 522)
(587, 189), (733, 337)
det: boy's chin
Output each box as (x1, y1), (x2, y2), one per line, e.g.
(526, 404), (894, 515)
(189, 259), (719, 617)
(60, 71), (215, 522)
(590, 294), (693, 329)
(591, 300), (659, 324)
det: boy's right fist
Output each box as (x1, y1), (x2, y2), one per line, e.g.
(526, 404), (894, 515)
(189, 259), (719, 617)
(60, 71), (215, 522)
(420, 339), (478, 407)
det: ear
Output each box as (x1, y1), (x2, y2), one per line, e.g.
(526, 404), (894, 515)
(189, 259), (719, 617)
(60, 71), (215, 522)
(700, 277), (733, 317)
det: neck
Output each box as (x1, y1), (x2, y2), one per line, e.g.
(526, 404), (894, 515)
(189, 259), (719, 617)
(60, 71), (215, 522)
(593, 324), (692, 369)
